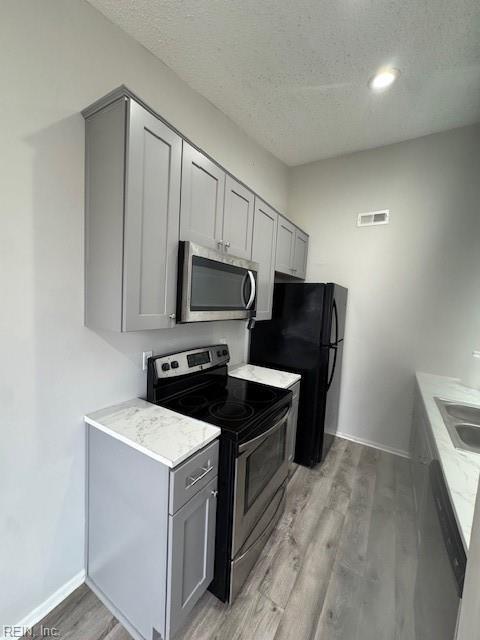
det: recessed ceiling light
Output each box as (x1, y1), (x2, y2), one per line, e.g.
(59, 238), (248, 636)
(369, 68), (400, 92)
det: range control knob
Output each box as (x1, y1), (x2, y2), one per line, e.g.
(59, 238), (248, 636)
(222, 349), (228, 356)
(171, 361), (179, 369)
(217, 350), (222, 357)
(161, 362), (170, 372)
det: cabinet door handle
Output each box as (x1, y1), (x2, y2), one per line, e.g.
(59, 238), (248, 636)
(224, 240), (231, 249)
(211, 490), (218, 498)
(169, 313), (176, 320)
(186, 464), (213, 488)
(217, 241), (224, 249)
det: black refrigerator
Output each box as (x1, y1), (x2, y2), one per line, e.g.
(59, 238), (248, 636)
(249, 283), (348, 467)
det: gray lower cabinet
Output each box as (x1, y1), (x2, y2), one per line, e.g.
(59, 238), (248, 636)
(287, 381), (300, 463)
(251, 199), (277, 320)
(410, 387), (433, 525)
(222, 176), (254, 259)
(180, 142), (225, 251)
(84, 96), (181, 331)
(166, 477), (217, 639)
(87, 427), (219, 640)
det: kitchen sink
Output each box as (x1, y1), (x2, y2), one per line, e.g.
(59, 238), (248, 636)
(435, 397), (480, 454)
(444, 403), (480, 425)
(455, 424), (480, 448)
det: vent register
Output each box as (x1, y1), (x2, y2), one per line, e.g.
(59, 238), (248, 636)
(357, 210), (390, 227)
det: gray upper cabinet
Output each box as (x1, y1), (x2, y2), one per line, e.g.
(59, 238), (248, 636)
(293, 229), (309, 280)
(84, 87), (308, 332)
(180, 143), (225, 251)
(252, 199), (277, 320)
(275, 215), (296, 275)
(84, 96), (182, 332)
(275, 215), (309, 279)
(222, 176), (254, 259)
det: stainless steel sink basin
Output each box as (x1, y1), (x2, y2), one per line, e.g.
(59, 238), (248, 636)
(435, 397), (480, 454)
(455, 424), (480, 448)
(444, 403), (480, 425)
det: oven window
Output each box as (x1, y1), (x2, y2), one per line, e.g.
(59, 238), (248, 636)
(245, 424), (286, 511)
(190, 256), (252, 311)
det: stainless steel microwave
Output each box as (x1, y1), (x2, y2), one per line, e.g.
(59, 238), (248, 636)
(177, 241), (258, 323)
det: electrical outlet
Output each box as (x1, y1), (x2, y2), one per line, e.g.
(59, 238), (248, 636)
(142, 351), (153, 371)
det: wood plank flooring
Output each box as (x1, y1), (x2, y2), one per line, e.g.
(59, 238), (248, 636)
(30, 438), (417, 640)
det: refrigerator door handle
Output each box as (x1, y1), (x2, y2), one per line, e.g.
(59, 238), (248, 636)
(327, 343), (338, 391)
(332, 299), (339, 345)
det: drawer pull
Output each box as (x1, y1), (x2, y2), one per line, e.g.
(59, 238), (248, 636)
(186, 464), (213, 488)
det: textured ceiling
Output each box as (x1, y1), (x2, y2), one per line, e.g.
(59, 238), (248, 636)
(87, 0), (480, 165)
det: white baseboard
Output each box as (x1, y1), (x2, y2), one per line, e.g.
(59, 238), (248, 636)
(2, 570), (85, 640)
(333, 430), (410, 459)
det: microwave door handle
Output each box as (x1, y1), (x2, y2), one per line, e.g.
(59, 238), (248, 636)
(245, 270), (256, 309)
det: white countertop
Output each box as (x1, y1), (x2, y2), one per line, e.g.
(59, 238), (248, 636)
(229, 363), (301, 389)
(416, 372), (480, 549)
(85, 398), (220, 468)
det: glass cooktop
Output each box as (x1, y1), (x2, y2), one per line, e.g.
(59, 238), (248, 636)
(158, 375), (291, 439)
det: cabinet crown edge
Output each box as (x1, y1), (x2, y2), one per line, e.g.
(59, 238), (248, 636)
(81, 86), (308, 238)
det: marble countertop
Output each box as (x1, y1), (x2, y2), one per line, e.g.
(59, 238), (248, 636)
(85, 398), (220, 468)
(229, 363), (301, 389)
(416, 372), (480, 549)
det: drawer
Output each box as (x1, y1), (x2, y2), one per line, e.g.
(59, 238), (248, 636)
(169, 440), (219, 514)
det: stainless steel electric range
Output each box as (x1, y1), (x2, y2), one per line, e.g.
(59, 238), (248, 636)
(147, 344), (292, 603)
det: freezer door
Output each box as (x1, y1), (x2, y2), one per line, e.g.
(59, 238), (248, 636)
(331, 284), (348, 343)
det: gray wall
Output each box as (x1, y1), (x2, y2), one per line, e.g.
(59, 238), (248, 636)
(0, 0), (287, 629)
(288, 124), (480, 456)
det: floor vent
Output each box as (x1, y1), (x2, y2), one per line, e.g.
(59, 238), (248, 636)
(357, 209), (390, 227)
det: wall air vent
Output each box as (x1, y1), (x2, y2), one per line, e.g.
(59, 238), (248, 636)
(357, 209), (390, 227)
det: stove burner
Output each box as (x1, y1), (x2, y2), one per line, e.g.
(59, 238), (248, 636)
(209, 401), (255, 422)
(177, 394), (209, 412)
(233, 387), (277, 404)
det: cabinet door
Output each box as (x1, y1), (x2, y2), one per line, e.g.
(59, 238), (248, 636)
(180, 143), (225, 250)
(166, 477), (217, 639)
(293, 229), (308, 280)
(275, 215), (296, 274)
(410, 394), (433, 521)
(251, 199), (277, 320)
(123, 100), (182, 331)
(222, 176), (254, 259)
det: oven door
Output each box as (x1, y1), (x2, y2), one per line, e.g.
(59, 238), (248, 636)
(178, 241), (257, 323)
(232, 406), (290, 557)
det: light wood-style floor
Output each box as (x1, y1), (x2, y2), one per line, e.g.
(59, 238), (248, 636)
(31, 438), (417, 640)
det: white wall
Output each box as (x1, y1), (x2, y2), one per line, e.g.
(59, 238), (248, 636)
(288, 124), (480, 456)
(0, 0), (287, 628)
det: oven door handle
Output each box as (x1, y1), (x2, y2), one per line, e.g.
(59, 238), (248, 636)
(238, 407), (290, 454)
